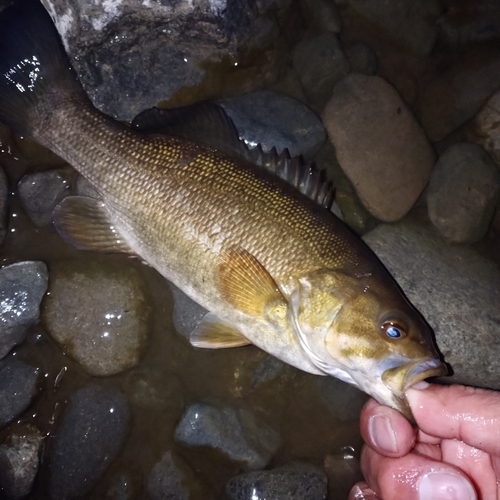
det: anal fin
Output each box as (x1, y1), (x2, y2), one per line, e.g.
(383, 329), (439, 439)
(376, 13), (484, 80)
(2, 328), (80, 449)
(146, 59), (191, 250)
(52, 196), (135, 255)
(191, 312), (251, 349)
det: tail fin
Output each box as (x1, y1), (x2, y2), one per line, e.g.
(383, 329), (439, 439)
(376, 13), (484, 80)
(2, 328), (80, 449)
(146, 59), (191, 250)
(0, 0), (82, 136)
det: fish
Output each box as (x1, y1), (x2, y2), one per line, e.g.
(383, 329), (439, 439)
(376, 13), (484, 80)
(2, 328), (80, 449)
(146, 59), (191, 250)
(0, 0), (446, 420)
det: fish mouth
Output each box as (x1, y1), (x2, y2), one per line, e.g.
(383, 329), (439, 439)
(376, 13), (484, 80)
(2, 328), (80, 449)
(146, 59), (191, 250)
(382, 357), (447, 399)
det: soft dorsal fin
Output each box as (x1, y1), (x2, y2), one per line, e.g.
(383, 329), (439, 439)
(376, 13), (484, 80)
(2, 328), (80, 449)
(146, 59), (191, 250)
(190, 312), (252, 349)
(217, 246), (286, 317)
(132, 102), (333, 208)
(52, 196), (135, 255)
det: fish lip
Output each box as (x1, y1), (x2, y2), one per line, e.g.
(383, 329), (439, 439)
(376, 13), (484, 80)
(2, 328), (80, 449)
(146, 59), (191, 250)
(402, 357), (448, 392)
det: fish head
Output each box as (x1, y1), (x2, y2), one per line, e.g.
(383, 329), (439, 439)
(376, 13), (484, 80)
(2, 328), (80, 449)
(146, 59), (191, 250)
(289, 268), (447, 420)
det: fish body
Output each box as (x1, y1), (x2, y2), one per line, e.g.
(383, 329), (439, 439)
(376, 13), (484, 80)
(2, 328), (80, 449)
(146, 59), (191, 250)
(0, 0), (446, 418)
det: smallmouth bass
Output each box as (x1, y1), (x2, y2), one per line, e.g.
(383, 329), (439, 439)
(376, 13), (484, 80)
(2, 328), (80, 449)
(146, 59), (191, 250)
(0, 0), (446, 419)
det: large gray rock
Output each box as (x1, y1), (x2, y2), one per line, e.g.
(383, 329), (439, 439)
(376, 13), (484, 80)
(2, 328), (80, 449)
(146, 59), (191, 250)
(468, 88), (500, 166)
(292, 33), (350, 110)
(335, 0), (442, 55)
(49, 385), (130, 500)
(175, 402), (282, 470)
(0, 359), (39, 429)
(0, 261), (48, 359)
(226, 462), (327, 500)
(220, 90), (327, 159)
(43, 0), (278, 121)
(18, 168), (73, 227)
(0, 424), (43, 500)
(427, 142), (500, 243)
(363, 218), (500, 389)
(42, 259), (150, 376)
(0, 166), (7, 245)
(323, 74), (435, 222)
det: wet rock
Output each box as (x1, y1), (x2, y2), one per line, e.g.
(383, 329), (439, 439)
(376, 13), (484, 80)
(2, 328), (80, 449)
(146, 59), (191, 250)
(0, 424), (43, 500)
(0, 358), (39, 428)
(49, 385), (130, 500)
(335, 0), (442, 55)
(363, 218), (500, 389)
(104, 472), (140, 500)
(0, 166), (7, 245)
(169, 283), (207, 341)
(324, 451), (363, 500)
(220, 90), (327, 159)
(0, 261), (48, 359)
(147, 450), (204, 500)
(226, 462), (327, 500)
(420, 51), (500, 142)
(42, 259), (150, 376)
(427, 142), (500, 243)
(124, 368), (184, 412)
(292, 33), (350, 110)
(323, 74), (435, 222)
(45, 0), (278, 121)
(316, 377), (368, 422)
(345, 43), (377, 76)
(18, 168), (72, 227)
(468, 88), (500, 166)
(175, 402), (282, 470)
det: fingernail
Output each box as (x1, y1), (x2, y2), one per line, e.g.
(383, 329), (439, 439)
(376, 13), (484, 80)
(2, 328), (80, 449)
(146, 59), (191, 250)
(368, 414), (398, 454)
(418, 471), (477, 500)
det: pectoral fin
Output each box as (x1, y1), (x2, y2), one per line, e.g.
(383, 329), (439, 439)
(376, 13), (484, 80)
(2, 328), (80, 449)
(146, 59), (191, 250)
(190, 312), (251, 348)
(52, 196), (135, 255)
(218, 246), (286, 317)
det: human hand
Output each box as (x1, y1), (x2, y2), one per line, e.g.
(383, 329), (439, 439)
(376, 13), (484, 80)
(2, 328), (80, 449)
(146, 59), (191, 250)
(348, 383), (500, 500)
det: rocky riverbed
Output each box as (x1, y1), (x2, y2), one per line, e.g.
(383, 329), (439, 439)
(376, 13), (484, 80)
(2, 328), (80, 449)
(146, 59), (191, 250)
(0, 0), (499, 498)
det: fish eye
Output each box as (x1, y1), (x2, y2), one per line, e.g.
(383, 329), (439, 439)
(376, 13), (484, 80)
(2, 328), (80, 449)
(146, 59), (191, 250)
(381, 320), (407, 340)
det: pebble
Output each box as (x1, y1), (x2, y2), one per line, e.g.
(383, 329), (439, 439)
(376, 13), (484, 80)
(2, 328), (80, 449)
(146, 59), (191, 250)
(17, 168), (73, 227)
(468, 88), (500, 166)
(363, 217), (500, 389)
(147, 450), (202, 500)
(0, 165), (7, 245)
(49, 385), (130, 500)
(323, 74), (435, 222)
(226, 462), (328, 500)
(220, 90), (327, 159)
(345, 43), (377, 76)
(299, 0), (342, 34)
(174, 402), (282, 470)
(42, 259), (150, 376)
(427, 142), (500, 243)
(0, 424), (43, 500)
(292, 33), (350, 109)
(0, 358), (39, 429)
(0, 261), (48, 359)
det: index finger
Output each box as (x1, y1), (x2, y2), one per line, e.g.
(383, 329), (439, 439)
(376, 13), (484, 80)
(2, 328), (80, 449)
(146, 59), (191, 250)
(407, 384), (500, 457)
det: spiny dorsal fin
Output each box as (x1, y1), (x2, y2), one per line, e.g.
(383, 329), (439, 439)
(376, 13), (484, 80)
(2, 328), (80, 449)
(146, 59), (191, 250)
(132, 102), (333, 208)
(52, 196), (135, 255)
(190, 312), (252, 349)
(217, 246), (286, 317)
